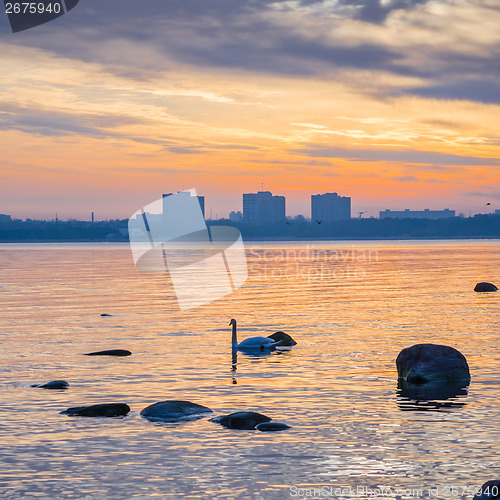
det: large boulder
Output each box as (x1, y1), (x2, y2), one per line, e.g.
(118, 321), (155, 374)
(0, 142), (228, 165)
(140, 401), (212, 422)
(473, 480), (500, 500)
(61, 403), (130, 417)
(474, 282), (498, 292)
(396, 344), (470, 385)
(210, 411), (271, 430)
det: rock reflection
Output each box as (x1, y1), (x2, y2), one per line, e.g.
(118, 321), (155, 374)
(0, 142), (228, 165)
(396, 379), (469, 411)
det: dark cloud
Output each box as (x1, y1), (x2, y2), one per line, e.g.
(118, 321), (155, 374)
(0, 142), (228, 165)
(337, 0), (433, 24)
(299, 146), (500, 166)
(1, 0), (499, 103)
(408, 79), (500, 104)
(2, 1), (406, 76)
(167, 144), (261, 154)
(167, 146), (205, 154)
(392, 175), (444, 182)
(0, 103), (154, 140)
(462, 189), (500, 200)
(170, 34), (404, 75)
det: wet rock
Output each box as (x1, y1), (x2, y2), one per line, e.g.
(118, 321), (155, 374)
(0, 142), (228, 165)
(474, 282), (498, 292)
(473, 480), (500, 500)
(210, 411), (271, 430)
(267, 331), (297, 346)
(31, 380), (69, 390)
(140, 401), (212, 422)
(255, 422), (291, 431)
(61, 403), (130, 417)
(100, 313), (113, 317)
(396, 344), (470, 385)
(84, 349), (132, 356)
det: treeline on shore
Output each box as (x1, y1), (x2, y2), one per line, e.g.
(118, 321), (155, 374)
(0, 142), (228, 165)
(212, 214), (500, 239)
(0, 214), (499, 241)
(0, 219), (128, 242)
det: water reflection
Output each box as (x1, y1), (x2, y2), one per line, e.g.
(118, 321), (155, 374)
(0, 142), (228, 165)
(396, 379), (469, 411)
(230, 348), (290, 384)
(2, 242), (500, 498)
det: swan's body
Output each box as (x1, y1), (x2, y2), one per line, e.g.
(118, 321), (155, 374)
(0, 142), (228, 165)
(237, 336), (277, 349)
(230, 319), (280, 351)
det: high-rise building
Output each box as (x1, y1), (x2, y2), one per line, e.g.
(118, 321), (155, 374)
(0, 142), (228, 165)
(311, 193), (351, 222)
(379, 208), (455, 219)
(243, 191), (285, 225)
(163, 192), (205, 218)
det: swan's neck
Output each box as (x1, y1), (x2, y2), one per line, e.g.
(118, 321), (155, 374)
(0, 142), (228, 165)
(231, 322), (237, 348)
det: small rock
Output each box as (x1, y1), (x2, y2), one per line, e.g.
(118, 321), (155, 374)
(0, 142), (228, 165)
(474, 282), (498, 292)
(267, 331), (297, 346)
(210, 411), (271, 430)
(84, 349), (132, 356)
(255, 422), (291, 431)
(396, 344), (470, 385)
(473, 480), (500, 500)
(61, 403), (130, 417)
(140, 401), (212, 422)
(32, 380), (69, 390)
(100, 313), (113, 317)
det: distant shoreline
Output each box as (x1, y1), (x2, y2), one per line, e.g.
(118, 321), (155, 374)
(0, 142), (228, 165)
(1, 214), (499, 241)
(1, 236), (499, 244)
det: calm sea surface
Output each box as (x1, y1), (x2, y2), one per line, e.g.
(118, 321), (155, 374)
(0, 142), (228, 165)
(0, 240), (499, 499)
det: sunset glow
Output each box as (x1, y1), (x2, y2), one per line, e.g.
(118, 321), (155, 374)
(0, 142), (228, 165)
(1, 0), (500, 219)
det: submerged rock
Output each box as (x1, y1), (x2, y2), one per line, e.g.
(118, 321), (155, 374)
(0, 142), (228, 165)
(84, 349), (132, 357)
(267, 331), (297, 346)
(473, 480), (500, 500)
(140, 401), (212, 422)
(255, 422), (291, 432)
(474, 282), (498, 292)
(31, 380), (69, 390)
(396, 344), (470, 385)
(210, 411), (272, 430)
(61, 403), (130, 417)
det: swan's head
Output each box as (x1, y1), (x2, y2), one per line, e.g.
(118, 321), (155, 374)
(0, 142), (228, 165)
(229, 318), (236, 326)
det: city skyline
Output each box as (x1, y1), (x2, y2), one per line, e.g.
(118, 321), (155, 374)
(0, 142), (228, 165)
(1, 1), (500, 221)
(4, 185), (499, 222)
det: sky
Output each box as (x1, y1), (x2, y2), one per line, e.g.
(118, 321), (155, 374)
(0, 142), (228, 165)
(1, 0), (500, 220)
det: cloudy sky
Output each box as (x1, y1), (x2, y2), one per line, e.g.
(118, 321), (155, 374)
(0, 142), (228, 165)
(1, 0), (499, 219)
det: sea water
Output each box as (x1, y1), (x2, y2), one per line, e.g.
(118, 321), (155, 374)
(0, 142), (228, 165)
(0, 240), (499, 499)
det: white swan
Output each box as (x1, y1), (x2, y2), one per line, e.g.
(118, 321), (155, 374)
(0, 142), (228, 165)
(230, 319), (281, 351)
